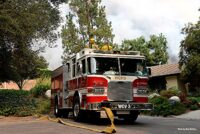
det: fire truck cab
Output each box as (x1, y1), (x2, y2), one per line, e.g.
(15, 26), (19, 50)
(51, 48), (153, 122)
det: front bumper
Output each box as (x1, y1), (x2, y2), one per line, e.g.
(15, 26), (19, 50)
(86, 101), (153, 111)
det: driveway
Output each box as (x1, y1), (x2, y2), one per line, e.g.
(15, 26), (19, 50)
(0, 115), (199, 134)
(175, 110), (200, 120)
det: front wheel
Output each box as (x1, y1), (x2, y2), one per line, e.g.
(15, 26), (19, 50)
(73, 96), (81, 121)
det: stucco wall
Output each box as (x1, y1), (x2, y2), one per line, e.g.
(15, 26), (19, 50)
(166, 76), (178, 89)
(0, 80), (36, 90)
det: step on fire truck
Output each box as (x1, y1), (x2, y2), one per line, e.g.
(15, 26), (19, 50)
(51, 48), (153, 122)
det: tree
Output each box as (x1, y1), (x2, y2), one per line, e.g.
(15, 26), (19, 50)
(0, 0), (60, 46)
(0, 0), (61, 82)
(62, 0), (114, 59)
(147, 34), (168, 65)
(11, 48), (48, 89)
(179, 18), (200, 91)
(61, 12), (83, 61)
(121, 34), (169, 66)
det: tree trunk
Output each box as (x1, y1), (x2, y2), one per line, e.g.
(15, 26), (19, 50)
(16, 79), (24, 90)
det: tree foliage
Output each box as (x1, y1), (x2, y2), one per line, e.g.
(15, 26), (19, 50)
(50, 0), (67, 6)
(12, 48), (48, 89)
(0, 0), (60, 46)
(121, 34), (169, 66)
(0, 0), (61, 86)
(179, 17), (200, 90)
(61, 0), (114, 60)
(61, 12), (82, 61)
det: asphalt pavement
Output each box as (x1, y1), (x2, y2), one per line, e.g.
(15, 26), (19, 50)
(0, 115), (200, 134)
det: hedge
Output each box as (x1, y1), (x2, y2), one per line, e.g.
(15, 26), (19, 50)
(160, 89), (180, 98)
(0, 89), (36, 116)
(149, 96), (187, 117)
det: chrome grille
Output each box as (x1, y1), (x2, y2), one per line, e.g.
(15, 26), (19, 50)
(108, 81), (132, 101)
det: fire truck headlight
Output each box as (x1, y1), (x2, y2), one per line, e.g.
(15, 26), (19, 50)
(88, 88), (104, 94)
(137, 88), (148, 95)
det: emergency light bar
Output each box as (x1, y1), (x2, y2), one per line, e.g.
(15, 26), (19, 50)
(93, 50), (140, 55)
(74, 48), (141, 59)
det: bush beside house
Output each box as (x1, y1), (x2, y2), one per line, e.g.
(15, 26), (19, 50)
(147, 63), (200, 116)
(0, 83), (51, 116)
(30, 84), (50, 98)
(149, 96), (186, 116)
(0, 90), (36, 116)
(147, 89), (200, 117)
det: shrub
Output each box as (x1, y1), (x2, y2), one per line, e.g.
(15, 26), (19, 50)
(150, 96), (171, 116)
(148, 93), (160, 99)
(35, 98), (51, 114)
(189, 105), (199, 110)
(30, 84), (50, 98)
(0, 89), (51, 116)
(149, 96), (186, 116)
(160, 89), (180, 98)
(194, 97), (200, 103)
(187, 97), (200, 110)
(170, 102), (187, 115)
(0, 89), (36, 116)
(189, 97), (198, 105)
(178, 92), (188, 102)
(150, 96), (167, 105)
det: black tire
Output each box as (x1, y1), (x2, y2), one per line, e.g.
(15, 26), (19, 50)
(54, 97), (60, 117)
(121, 111), (139, 123)
(73, 96), (82, 121)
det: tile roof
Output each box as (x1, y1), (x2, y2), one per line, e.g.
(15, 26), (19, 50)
(150, 63), (180, 77)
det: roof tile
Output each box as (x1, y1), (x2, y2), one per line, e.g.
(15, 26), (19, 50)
(150, 63), (180, 77)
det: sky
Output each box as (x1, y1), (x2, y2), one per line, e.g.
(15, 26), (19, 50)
(42, 0), (200, 70)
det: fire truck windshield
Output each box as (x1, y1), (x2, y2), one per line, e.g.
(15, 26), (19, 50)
(88, 57), (147, 76)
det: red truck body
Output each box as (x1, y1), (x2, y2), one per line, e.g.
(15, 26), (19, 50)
(51, 48), (152, 121)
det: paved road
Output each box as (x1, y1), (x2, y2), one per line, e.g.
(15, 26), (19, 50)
(0, 116), (199, 134)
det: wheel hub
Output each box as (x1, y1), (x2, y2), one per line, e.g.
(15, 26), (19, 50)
(74, 104), (79, 117)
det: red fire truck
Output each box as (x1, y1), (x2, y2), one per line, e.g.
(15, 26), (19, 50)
(51, 48), (153, 122)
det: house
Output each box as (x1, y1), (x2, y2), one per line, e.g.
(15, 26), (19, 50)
(148, 63), (186, 92)
(0, 80), (37, 90)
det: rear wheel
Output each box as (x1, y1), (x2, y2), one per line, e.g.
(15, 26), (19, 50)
(54, 97), (60, 117)
(73, 96), (81, 121)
